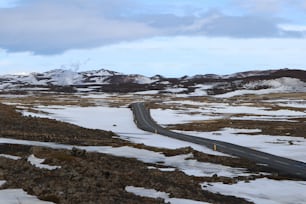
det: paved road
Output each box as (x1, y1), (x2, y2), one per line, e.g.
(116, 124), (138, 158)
(130, 102), (306, 180)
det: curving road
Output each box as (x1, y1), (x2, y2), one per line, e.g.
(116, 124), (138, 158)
(130, 102), (306, 180)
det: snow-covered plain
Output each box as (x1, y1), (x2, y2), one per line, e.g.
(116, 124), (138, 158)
(21, 103), (306, 163)
(151, 100), (306, 123)
(5, 96), (306, 204)
(126, 186), (210, 204)
(23, 106), (228, 156)
(202, 178), (306, 204)
(149, 104), (306, 162)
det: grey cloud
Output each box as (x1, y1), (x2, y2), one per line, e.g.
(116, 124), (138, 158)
(131, 14), (195, 29)
(0, 0), (304, 55)
(0, 0), (157, 54)
(134, 11), (304, 38)
(181, 13), (304, 38)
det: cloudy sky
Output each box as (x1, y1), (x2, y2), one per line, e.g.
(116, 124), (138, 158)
(0, 0), (306, 76)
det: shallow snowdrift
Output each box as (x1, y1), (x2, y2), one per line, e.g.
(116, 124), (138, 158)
(202, 178), (306, 204)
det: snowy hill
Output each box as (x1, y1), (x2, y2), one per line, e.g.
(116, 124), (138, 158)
(0, 68), (305, 97)
(0, 69), (154, 88)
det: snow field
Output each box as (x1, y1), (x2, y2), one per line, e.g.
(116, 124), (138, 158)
(22, 106), (228, 157)
(11, 100), (306, 204)
(149, 104), (306, 163)
(202, 178), (306, 204)
(0, 189), (55, 204)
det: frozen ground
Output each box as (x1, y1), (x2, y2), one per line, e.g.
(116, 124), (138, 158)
(202, 178), (306, 204)
(0, 138), (249, 178)
(21, 103), (306, 164)
(5, 97), (306, 204)
(22, 106), (228, 157)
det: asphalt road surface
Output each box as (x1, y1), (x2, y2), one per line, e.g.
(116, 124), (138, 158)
(130, 102), (306, 180)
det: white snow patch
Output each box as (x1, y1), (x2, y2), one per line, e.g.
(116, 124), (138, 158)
(231, 115), (299, 122)
(189, 84), (214, 96)
(0, 154), (21, 160)
(0, 181), (5, 187)
(135, 90), (160, 94)
(0, 189), (54, 204)
(45, 69), (82, 86)
(27, 154), (61, 170)
(147, 166), (176, 172)
(200, 105), (306, 116)
(164, 87), (188, 93)
(126, 186), (211, 204)
(151, 109), (222, 125)
(216, 77), (306, 98)
(202, 178), (306, 204)
(134, 76), (157, 84)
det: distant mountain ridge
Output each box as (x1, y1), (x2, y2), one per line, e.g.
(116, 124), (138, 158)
(0, 68), (305, 97)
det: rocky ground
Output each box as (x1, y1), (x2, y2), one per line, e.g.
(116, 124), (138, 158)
(0, 102), (277, 204)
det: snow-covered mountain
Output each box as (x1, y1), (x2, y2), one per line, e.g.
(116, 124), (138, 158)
(0, 68), (305, 97)
(0, 69), (155, 88)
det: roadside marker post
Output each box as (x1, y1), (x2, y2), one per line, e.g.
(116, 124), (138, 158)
(213, 144), (217, 151)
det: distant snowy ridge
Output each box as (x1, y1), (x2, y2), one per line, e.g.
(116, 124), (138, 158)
(0, 68), (305, 96)
(0, 68), (154, 88)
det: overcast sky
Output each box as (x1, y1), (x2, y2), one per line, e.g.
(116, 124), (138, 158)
(0, 0), (306, 76)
